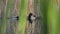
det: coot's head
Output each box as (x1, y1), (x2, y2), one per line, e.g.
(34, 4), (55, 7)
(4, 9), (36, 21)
(29, 13), (33, 16)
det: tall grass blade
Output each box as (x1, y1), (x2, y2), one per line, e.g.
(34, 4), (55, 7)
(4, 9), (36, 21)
(47, 0), (59, 34)
(17, 0), (28, 34)
(0, 0), (8, 34)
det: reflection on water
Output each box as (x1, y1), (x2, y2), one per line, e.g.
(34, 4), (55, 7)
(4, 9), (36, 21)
(0, 17), (18, 34)
(6, 18), (18, 34)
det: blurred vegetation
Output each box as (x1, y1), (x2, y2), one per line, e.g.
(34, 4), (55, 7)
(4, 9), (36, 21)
(0, 0), (7, 34)
(0, 0), (60, 34)
(17, 0), (28, 34)
(40, 0), (60, 34)
(47, 0), (60, 34)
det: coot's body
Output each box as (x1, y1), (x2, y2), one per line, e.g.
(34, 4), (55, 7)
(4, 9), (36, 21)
(28, 13), (36, 24)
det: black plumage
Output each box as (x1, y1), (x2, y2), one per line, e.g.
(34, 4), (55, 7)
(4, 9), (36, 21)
(28, 13), (40, 24)
(28, 13), (37, 24)
(28, 13), (33, 24)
